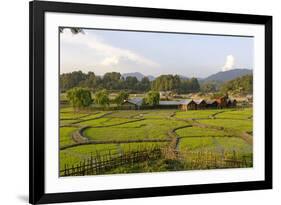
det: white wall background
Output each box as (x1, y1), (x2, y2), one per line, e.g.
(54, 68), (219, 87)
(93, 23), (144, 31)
(0, 0), (279, 204)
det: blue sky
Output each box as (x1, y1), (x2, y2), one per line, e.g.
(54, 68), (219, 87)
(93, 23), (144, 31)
(60, 28), (253, 78)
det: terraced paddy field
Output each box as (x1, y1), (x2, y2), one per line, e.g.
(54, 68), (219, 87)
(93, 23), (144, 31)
(59, 107), (253, 176)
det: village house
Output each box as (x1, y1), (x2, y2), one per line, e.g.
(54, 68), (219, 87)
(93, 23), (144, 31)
(206, 100), (218, 109)
(121, 97), (143, 110)
(227, 99), (237, 107)
(179, 99), (197, 111)
(193, 99), (207, 109)
(159, 100), (181, 109)
(216, 96), (228, 108)
(121, 96), (236, 110)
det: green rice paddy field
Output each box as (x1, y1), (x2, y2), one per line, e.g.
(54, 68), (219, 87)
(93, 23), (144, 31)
(59, 107), (253, 174)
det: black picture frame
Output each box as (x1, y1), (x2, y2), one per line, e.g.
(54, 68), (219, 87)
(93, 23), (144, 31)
(29, 1), (272, 204)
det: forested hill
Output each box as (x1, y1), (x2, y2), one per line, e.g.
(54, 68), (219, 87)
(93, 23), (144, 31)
(203, 69), (252, 83)
(220, 74), (253, 95)
(60, 71), (200, 93)
(60, 70), (252, 94)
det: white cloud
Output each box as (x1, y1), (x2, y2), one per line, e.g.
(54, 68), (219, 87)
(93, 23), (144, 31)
(100, 56), (120, 66)
(222, 55), (235, 72)
(61, 29), (159, 73)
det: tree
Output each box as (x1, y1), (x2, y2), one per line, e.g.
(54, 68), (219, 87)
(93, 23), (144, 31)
(211, 92), (228, 99)
(179, 79), (190, 93)
(79, 71), (94, 87)
(139, 77), (151, 91)
(103, 72), (122, 90)
(115, 91), (129, 105)
(145, 91), (160, 106)
(94, 89), (110, 107)
(189, 77), (200, 92)
(220, 75), (253, 95)
(152, 75), (180, 92)
(201, 82), (217, 93)
(60, 71), (203, 93)
(60, 70), (87, 91)
(66, 87), (92, 110)
(124, 76), (138, 90)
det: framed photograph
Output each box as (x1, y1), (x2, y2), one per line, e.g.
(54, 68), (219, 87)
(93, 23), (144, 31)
(29, 1), (272, 204)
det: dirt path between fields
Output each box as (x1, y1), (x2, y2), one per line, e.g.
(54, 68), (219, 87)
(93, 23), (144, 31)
(166, 125), (192, 150)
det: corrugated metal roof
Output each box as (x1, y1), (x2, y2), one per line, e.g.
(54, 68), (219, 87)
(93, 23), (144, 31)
(206, 100), (217, 104)
(159, 101), (181, 105)
(179, 99), (194, 105)
(126, 98), (143, 106)
(193, 99), (205, 104)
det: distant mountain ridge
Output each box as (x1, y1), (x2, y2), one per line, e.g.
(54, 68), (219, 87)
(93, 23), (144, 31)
(122, 72), (155, 81)
(122, 69), (252, 83)
(203, 69), (252, 83)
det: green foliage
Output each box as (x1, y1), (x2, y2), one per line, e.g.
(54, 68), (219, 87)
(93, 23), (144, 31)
(115, 91), (129, 105)
(124, 76), (138, 90)
(144, 91), (160, 106)
(60, 71), (151, 92)
(79, 71), (99, 89)
(189, 78), (200, 92)
(152, 75), (200, 93)
(60, 71), (87, 91)
(60, 108), (253, 173)
(139, 77), (151, 91)
(102, 72), (122, 90)
(60, 71), (202, 94)
(210, 92), (228, 99)
(94, 89), (110, 107)
(220, 75), (253, 95)
(60, 71), (251, 96)
(152, 75), (180, 92)
(66, 87), (92, 109)
(201, 81), (217, 93)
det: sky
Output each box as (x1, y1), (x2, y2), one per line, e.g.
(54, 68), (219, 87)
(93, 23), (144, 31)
(60, 28), (253, 78)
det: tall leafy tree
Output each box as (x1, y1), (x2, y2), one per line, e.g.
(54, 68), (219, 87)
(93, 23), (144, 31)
(189, 77), (200, 92)
(152, 75), (181, 92)
(66, 87), (92, 110)
(103, 72), (122, 90)
(94, 89), (110, 107)
(145, 91), (160, 106)
(124, 76), (138, 90)
(115, 91), (129, 105)
(79, 71), (98, 89)
(138, 77), (151, 91)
